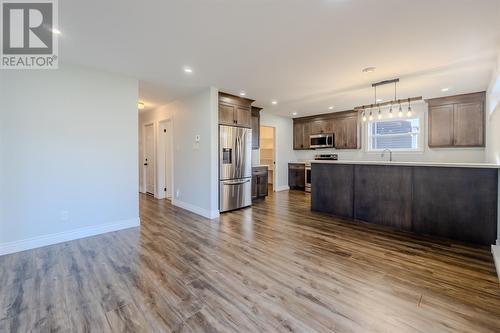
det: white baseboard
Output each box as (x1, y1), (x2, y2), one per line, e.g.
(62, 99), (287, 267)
(172, 199), (219, 219)
(492, 245), (500, 282)
(274, 185), (290, 192)
(0, 218), (140, 256)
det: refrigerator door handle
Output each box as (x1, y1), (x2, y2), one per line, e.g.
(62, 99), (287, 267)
(235, 135), (240, 170)
(223, 179), (251, 186)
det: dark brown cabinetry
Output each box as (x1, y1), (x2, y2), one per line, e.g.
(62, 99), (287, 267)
(252, 166), (268, 200)
(219, 92), (254, 128)
(293, 110), (359, 150)
(311, 163), (354, 218)
(251, 107), (261, 149)
(311, 162), (498, 245)
(288, 163), (305, 189)
(334, 115), (359, 149)
(427, 92), (485, 148)
(311, 119), (334, 134)
(293, 121), (311, 150)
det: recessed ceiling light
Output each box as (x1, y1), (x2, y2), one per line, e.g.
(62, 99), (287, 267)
(376, 99), (382, 103)
(441, 87), (449, 92)
(52, 28), (61, 35)
(184, 67), (193, 74)
(362, 66), (376, 73)
(292, 112), (298, 116)
(328, 106), (333, 110)
(271, 100), (278, 105)
(239, 91), (246, 96)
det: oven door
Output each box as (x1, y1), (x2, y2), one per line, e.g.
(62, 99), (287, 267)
(305, 166), (311, 192)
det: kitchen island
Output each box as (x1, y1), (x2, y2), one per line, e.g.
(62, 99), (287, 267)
(311, 160), (499, 245)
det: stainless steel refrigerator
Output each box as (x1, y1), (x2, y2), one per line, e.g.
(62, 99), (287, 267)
(219, 125), (252, 212)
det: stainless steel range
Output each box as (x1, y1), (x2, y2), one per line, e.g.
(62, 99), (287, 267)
(219, 125), (252, 212)
(305, 154), (338, 193)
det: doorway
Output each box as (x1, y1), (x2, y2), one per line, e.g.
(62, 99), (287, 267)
(259, 126), (276, 191)
(158, 119), (173, 199)
(144, 123), (155, 195)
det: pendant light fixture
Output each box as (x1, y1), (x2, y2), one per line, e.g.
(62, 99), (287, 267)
(355, 78), (422, 119)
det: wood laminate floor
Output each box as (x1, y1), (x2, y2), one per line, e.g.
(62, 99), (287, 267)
(1, 190), (500, 332)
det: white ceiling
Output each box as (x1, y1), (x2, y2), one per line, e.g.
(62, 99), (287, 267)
(59, 0), (500, 116)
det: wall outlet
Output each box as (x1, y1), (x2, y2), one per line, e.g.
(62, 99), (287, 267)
(176, 189), (180, 198)
(59, 210), (69, 222)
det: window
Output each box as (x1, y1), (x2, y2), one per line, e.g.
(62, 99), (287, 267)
(367, 117), (421, 151)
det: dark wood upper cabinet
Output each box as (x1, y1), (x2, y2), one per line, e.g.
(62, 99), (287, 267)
(454, 102), (484, 146)
(311, 119), (334, 134)
(293, 121), (311, 150)
(218, 92), (254, 128)
(334, 116), (358, 149)
(429, 105), (454, 147)
(235, 105), (252, 127)
(427, 92), (485, 148)
(219, 103), (236, 126)
(251, 107), (261, 149)
(293, 110), (359, 150)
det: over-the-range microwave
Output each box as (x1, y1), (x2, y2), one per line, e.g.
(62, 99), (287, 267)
(310, 133), (334, 149)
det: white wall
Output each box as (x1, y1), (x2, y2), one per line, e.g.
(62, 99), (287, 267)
(0, 64), (139, 255)
(294, 102), (486, 163)
(139, 87), (219, 219)
(486, 37), (500, 244)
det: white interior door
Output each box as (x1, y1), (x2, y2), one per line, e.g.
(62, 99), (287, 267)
(144, 124), (155, 195)
(159, 120), (172, 199)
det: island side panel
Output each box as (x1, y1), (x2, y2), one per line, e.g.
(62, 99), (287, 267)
(311, 163), (354, 219)
(412, 167), (498, 245)
(354, 165), (413, 231)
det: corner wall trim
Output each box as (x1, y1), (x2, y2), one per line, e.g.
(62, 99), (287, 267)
(172, 199), (219, 219)
(275, 185), (290, 192)
(0, 218), (140, 256)
(492, 245), (500, 283)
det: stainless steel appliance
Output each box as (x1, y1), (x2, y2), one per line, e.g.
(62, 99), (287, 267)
(314, 154), (338, 160)
(305, 162), (311, 192)
(305, 154), (338, 193)
(219, 125), (252, 212)
(310, 133), (334, 149)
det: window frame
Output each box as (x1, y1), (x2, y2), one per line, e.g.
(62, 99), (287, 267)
(365, 114), (424, 153)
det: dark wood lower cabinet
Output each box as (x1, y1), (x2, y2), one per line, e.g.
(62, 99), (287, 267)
(311, 163), (353, 218)
(412, 167), (498, 245)
(288, 163), (305, 190)
(354, 165), (412, 230)
(311, 163), (498, 245)
(252, 166), (268, 200)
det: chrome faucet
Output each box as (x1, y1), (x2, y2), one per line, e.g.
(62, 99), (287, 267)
(381, 148), (393, 162)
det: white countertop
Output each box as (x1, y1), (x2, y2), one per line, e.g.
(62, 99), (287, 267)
(252, 164), (270, 168)
(309, 160), (500, 169)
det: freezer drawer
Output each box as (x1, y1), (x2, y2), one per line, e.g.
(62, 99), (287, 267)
(219, 178), (252, 212)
